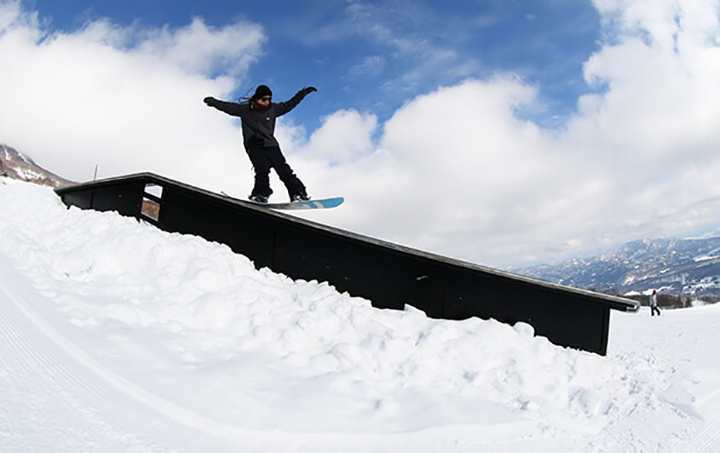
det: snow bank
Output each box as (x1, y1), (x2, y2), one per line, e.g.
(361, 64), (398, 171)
(2, 177), (719, 451)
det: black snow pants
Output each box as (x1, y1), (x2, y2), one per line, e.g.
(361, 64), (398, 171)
(246, 146), (306, 199)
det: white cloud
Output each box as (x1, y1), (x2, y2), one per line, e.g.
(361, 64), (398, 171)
(303, 110), (378, 165)
(559, 0), (720, 230)
(0, 1), (263, 193)
(2, 0), (720, 268)
(135, 17), (265, 77)
(292, 78), (579, 263)
(294, 0), (720, 266)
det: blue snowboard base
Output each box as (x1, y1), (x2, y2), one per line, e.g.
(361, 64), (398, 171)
(250, 197), (344, 210)
(221, 191), (343, 210)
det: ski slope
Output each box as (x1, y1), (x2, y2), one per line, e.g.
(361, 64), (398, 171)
(1, 178), (719, 452)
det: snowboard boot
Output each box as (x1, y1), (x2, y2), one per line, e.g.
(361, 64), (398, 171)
(291, 192), (311, 202)
(249, 194), (269, 204)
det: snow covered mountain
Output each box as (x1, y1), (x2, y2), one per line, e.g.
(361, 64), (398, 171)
(0, 144), (74, 188)
(518, 237), (720, 301)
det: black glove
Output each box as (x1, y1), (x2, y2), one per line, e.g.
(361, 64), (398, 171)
(203, 96), (217, 106)
(302, 86), (317, 96)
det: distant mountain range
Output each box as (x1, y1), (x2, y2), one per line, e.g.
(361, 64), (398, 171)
(517, 238), (720, 301)
(1, 144), (74, 188)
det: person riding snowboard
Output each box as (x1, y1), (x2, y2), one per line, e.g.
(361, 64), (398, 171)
(204, 85), (317, 203)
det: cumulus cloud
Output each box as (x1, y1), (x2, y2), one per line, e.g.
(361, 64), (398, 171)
(2, 0), (720, 268)
(0, 0), (264, 192)
(304, 110), (378, 165)
(558, 0), (720, 239)
(292, 0), (720, 266)
(292, 78), (586, 263)
(135, 17), (265, 77)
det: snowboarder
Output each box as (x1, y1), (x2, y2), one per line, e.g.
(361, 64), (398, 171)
(650, 289), (661, 316)
(203, 85), (317, 203)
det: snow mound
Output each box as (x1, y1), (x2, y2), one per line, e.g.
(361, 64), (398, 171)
(2, 177), (719, 452)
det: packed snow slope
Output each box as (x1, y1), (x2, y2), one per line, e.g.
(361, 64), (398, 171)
(1, 178), (719, 452)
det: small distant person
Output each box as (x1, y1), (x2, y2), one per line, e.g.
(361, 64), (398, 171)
(204, 85), (317, 203)
(650, 289), (661, 316)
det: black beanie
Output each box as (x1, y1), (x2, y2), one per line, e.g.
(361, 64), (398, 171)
(252, 85), (272, 101)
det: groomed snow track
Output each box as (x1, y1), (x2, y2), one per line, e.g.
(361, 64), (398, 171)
(56, 173), (638, 355)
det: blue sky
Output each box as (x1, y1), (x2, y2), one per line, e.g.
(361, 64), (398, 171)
(31, 0), (601, 128)
(4, 0), (720, 268)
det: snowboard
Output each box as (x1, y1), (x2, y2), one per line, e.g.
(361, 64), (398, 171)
(221, 191), (343, 210)
(250, 197), (344, 210)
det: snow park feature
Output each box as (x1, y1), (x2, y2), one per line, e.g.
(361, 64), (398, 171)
(55, 173), (638, 356)
(2, 176), (720, 451)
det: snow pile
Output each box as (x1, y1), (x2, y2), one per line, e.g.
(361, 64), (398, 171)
(1, 178), (719, 452)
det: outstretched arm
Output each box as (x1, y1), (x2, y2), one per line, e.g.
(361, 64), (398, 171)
(203, 97), (243, 117)
(275, 86), (317, 116)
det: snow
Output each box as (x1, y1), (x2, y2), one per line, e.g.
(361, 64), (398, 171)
(694, 255), (720, 262)
(1, 177), (719, 452)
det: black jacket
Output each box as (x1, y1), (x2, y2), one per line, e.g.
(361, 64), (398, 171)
(205, 88), (312, 149)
